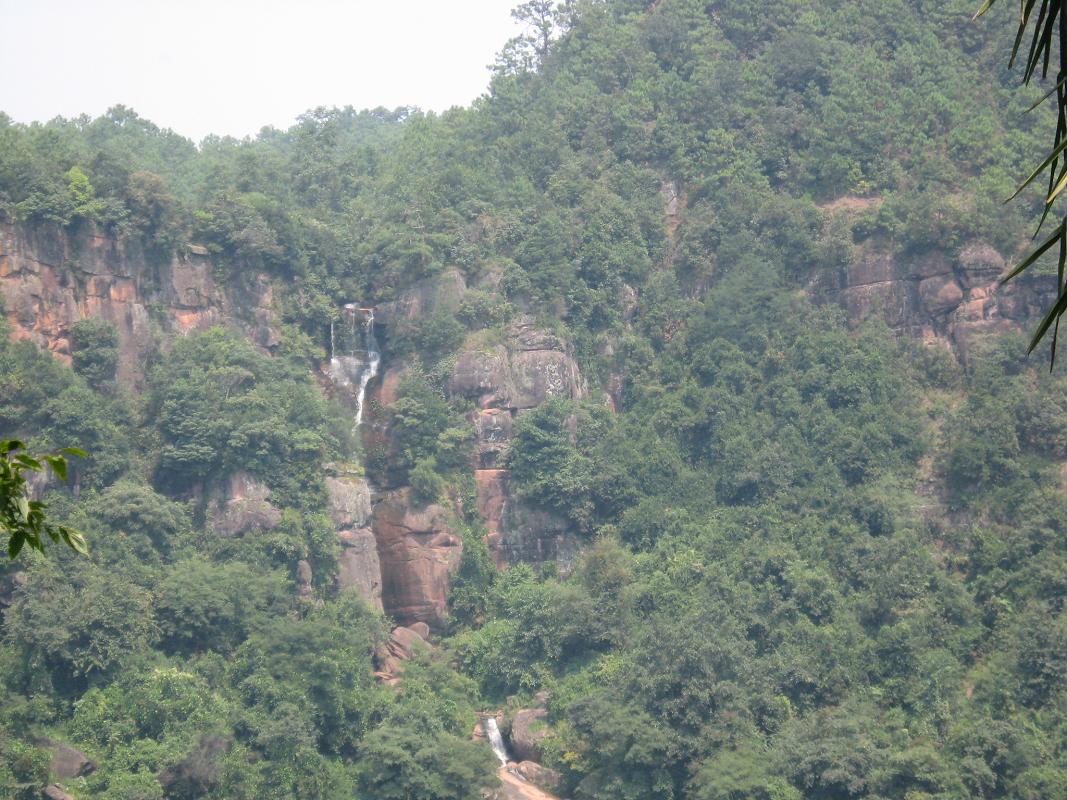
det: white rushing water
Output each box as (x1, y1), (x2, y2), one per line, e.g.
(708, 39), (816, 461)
(328, 304), (380, 428)
(484, 717), (511, 766)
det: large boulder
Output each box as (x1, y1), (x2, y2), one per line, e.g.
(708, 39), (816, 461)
(326, 475), (373, 529)
(42, 740), (96, 780)
(957, 243), (1006, 288)
(371, 488), (463, 630)
(515, 761), (562, 793)
(510, 708), (551, 764)
(209, 472), (281, 537)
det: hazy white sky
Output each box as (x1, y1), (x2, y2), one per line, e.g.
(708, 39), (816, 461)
(0, 0), (521, 142)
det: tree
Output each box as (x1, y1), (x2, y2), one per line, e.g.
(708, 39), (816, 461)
(0, 439), (86, 558)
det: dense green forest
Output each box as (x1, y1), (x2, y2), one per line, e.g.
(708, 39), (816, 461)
(4, 1), (1067, 798)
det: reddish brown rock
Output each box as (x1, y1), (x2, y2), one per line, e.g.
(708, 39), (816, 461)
(371, 488), (463, 630)
(409, 621), (431, 640)
(0, 220), (280, 387)
(387, 625), (429, 660)
(475, 469), (509, 538)
(515, 761), (562, 793)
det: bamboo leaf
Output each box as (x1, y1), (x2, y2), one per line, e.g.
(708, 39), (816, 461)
(1001, 223), (1064, 283)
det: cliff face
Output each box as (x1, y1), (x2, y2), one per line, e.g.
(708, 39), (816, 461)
(0, 219), (279, 385)
(811, 239), (1056, 357)
(0, 220), (588, 631)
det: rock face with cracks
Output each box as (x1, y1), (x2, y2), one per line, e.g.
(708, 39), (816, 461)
(0, 219), (280, 386)
(371, 488), (463, 630)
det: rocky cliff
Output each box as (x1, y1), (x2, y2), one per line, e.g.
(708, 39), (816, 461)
(0, 218), (280, 385)
(810, 237), (1056, 357)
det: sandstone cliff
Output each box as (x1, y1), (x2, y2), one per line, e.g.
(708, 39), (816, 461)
(0, 218), (279, 385)
(810, 238), (1056, 357)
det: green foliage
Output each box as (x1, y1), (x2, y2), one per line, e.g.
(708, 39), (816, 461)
(4, 3), (1067, 799)
(70, 317), (119, 388)
(0, 440), (87, 558)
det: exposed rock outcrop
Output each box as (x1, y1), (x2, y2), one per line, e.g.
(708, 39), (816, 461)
(509, 708), (551, 764)
(450, 316), (583, 411)
(0, 219), (280, 386)
(376, 269), (467, 325)
(208, 472), (281, 537)
(371, 488), (463, 630)
(514, 762), (562, 794)
(41, 740), (96, 780)
(812, 239), (1056, 356)
(374, 624), (431, 682)
(326, 473), (383, 611)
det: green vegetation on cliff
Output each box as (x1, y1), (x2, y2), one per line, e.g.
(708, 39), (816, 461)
(3, 1), (1067, 799)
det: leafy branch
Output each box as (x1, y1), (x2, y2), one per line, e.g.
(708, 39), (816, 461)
(977, 0), (1067, 365)
(0, 439), (88, 558)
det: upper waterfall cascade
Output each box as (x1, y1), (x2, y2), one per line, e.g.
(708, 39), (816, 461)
(328, 304), (380, 428)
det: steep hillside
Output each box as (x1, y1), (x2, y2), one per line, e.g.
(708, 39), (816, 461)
(4, 2), (1067, 799)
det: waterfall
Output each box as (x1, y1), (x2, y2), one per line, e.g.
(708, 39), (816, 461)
(484, 717), (512, 766)
(328, 304), (380, 428)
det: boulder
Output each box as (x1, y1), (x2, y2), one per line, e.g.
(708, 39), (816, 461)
(515, 761), (562, 793)
(510, 708), (550, 763)
(44, 786), (74, 800)
(449, 317), (583, 411)
(43, 740), (96, 780)
(409, 621), (431, 640)
(918, 275), (964, 315)
(209, 472), (281, 537)
(387, 625), (428, 661)
(957, 243), (1005, 288)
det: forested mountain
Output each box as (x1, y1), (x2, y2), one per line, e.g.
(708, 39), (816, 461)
(3, 1), (1067, 798)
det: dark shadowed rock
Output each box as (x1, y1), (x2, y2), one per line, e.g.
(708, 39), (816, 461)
(510, 708), (550, 763)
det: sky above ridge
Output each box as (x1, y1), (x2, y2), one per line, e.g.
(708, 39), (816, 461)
(0, 0), (520, 142)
